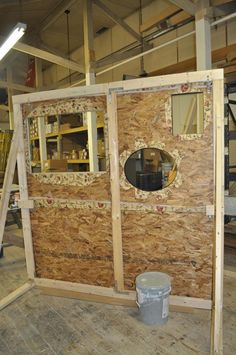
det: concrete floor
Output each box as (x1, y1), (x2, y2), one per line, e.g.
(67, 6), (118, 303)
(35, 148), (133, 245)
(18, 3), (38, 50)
(0, 227), (235, 355)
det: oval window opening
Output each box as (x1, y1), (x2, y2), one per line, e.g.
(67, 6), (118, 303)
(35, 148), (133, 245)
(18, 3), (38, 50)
(124, 148), (177, 192)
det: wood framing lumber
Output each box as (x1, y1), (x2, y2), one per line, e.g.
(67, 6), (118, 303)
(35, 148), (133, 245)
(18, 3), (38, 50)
(34, 277), (212, 310)
(107, 91), (124, 291)
(211, 76), (224, 355)
(3, 231), (24, 248)
(168, 0), (196, 15)
(0, 127), (20, 249)
(12, 41), (85, 73)
(93, 0), (145, 44)
(140, 4), (179, 32)
(0, 79), (35, 93)
(18, 199), (34, 209)
(40, 0), (78, 32)
(14, 103), (36, 279)
(169, 10), (192, 26)
(0, 282), (34, 312)
(0, 104), (9, 111)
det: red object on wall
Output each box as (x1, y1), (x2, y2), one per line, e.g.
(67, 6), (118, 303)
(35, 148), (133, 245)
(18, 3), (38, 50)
(25, 58), (35, 87)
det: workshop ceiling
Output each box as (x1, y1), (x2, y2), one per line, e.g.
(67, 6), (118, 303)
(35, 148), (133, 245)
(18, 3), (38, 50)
(0, 0), (234, 87)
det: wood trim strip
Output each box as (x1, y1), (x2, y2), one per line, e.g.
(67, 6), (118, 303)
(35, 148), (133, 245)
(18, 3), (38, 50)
(107, 91), (124, 291)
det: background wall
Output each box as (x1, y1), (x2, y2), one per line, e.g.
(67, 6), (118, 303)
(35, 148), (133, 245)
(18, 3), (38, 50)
(42, 0), (236, 87)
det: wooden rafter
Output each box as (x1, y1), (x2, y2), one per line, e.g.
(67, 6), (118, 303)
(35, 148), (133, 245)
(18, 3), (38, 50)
(93, 0), (145, 44)
(168, 0), (196, 15)
(13, 41), (85, 73)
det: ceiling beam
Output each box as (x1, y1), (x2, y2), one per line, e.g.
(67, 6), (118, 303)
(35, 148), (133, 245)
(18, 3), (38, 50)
(40, 0), (78, 32)
(140, 4), (179, 32)
(12, 41), (85, 73)
(0, 80), (35, 93)
(168, 0), (196, 15)
(93, 0), (144, 44)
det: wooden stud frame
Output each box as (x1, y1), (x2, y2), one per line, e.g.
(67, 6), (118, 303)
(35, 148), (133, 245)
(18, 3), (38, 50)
(0, 70), (224, 355)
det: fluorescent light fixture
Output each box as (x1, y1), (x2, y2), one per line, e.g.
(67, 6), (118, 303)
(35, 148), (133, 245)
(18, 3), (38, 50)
(0, 22), (27, 61)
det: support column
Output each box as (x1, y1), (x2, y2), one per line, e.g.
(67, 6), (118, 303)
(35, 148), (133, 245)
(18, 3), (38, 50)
(83, 0), (98, 172)
(195, 1), (211, 70)
(35, 58), (43, 89)
(7, 67), (14, 130)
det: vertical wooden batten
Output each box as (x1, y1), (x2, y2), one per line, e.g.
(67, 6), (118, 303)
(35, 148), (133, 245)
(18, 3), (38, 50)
(211, 77), (224, 355)
(14, 103), (36, 280)
(107, 91), (124, 291)
(0, 123), (20, 247)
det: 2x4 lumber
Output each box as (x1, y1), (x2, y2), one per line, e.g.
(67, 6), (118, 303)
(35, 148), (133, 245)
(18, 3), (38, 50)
(13, 41), (85, 73)
(0, 79), (35, 93)
(0, 282), (34, 311)
(40, 0), (78, 32)
(168, 0), (196, 15)
(169, 10), (192, 26)
(12, 70), (223, 106)
(12, 83), (108, 105)
(34, 277), (212, 310)
(0, 127), (20, 249)
(39, 288), (207, 313)
(93, 0), (144, 44)
(140, 4), (179, 32)
(211, 77), (224, 355)
(83, 0), (98, 172)
(107, 91), (124, 291)
(14, 103), (36, 279)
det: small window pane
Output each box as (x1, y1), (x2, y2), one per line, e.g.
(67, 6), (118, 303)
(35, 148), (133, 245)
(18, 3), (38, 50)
(172, 93), (204, 135)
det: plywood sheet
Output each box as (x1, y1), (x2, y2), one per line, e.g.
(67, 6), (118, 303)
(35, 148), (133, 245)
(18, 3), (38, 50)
(27, 173), (111, 200)
(117, 89), (213, 206)
(122, 211), (213, 299)
(31, 207), (113, 287)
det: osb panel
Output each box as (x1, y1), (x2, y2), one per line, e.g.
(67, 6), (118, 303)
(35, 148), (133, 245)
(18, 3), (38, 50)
(122, 211), (213, 299)
(22, 96), (106, 118)
(117, 90), (214, 206)
(27, 173), (111, 200)
(31, 207), (113, 287)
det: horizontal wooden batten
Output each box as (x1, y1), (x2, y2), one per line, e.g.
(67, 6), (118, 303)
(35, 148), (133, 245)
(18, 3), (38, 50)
(0, 282), (34, 311)
(30, 124), (104, 141)
(34, 278), (212, 310)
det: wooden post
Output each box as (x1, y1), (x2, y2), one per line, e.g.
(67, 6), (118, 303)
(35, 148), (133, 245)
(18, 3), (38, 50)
(211, 78), (224, 355)
(107, 91), (124, 291)
(0, 125), (20, 248)
(7, 67), (14, 130)
(35, 58), (43, 90)
(14, 103), (36, 279)
(195, 1), (212, 70)
(83, 0), (98, 172)
(38, 116), (47, 171)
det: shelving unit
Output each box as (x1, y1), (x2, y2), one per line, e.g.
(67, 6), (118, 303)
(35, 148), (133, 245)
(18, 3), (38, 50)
(29, 113), (105, 172)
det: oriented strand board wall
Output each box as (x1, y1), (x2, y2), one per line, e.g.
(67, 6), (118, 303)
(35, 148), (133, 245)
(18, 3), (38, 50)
(25, 82), (214, 299)
(117, 87), (214, 299)
(31, 207), (113, 287)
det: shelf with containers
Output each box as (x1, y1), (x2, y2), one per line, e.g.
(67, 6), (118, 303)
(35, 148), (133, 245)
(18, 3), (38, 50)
(29, 111), (106, 173)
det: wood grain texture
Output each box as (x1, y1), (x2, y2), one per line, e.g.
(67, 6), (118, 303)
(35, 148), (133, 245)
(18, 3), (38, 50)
(31, 207), (113, 287)
(27, 173), (111, 200)
(121, 211), (213, 299)
(117, 90), (214, 206)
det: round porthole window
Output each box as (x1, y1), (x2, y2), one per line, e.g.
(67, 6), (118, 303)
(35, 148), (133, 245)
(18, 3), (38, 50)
(124, 148), (177, 192)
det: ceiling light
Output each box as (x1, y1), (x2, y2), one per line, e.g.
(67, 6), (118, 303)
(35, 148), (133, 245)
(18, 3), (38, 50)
(0, 22), (27, 61)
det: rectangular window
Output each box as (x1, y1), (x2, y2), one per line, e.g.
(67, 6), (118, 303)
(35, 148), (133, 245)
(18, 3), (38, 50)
(172, 92), (204, 135)
(29, 111), (106, 173)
